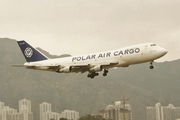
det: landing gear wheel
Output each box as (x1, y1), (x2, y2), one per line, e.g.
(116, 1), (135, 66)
(95, 73), (99, 76)
(87, 72), (99, 78)
(150, 66), (154, 69)
(90, 76), (94, 79)
(103, 73), (107, 76)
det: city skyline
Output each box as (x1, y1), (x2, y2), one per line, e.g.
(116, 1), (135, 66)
(1, 97), (180, 120)
(0, 98), (79, 120)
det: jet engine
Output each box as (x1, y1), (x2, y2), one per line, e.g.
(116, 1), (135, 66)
(59, 66), (72, 73)
(89, 65), (102, 72)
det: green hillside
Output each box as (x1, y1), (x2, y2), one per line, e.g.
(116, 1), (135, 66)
(0, 38), (179, 120)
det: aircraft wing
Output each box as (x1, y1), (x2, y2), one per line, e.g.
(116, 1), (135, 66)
(12, 61), (120, 73)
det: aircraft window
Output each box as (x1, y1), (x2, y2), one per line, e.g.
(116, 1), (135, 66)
(150, 44), (156, 46)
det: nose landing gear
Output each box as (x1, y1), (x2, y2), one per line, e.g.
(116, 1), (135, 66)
(150, 61), (154, 69)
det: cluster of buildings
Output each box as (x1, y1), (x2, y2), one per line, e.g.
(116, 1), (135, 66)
(3, 98), (180, 120)
(0, 99), (79, 120)
(146, 102), (180, 120)
(99, 101), (132, 120)
(40, 102), (79, 120)
(0, 99), (33, 120)
(100, 101), (180, 120)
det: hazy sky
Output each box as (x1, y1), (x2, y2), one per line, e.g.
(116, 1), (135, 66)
(1, 0), (180, 62)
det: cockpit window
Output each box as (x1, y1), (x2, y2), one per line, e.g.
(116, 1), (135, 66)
(150, 44), (156, 46)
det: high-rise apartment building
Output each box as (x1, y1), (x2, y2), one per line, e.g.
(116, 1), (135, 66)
(146, 102), (180, 120)
(19, 98), (31, 113)
(0, 102), (5, 113)
(40, 102), (52, 120)
(61, 110), (79, 120)
(43, 111), (62, 120)
(99, 101), (132, 120)
(1, 106), (17, 120)
(18, 98), (33, 120)
(146, 106), (156, 120)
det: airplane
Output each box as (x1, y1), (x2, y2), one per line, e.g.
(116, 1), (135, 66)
(13, 40), (168, 78)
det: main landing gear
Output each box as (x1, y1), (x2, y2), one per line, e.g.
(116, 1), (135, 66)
(87, 72), (99, 79)
(150, 61), (154, 69)
(87, 69), (109, 79)
(103, 69), (108, 76)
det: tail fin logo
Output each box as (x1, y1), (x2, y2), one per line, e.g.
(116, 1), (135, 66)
(24, 47), (33, 58)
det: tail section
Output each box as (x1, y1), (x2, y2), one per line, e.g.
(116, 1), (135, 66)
(17, 40), (48, 62)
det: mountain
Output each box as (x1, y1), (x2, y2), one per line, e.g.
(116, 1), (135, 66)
(36, 48), (71, 58)
(0, 38), (180, 120)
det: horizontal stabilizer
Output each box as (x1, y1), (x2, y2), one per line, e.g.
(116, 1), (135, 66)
(11, 65), (25, 67)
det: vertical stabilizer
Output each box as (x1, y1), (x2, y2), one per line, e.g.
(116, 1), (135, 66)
(17, 40), (48, 62)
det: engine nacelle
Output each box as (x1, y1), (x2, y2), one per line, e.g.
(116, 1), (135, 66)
(59, 66), (72, 73)
(89, 65), (103, 72)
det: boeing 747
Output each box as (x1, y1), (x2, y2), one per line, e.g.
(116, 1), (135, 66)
(13, 41), (168, 78)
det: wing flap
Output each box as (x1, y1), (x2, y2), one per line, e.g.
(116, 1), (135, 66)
(70, 61), (119, 73)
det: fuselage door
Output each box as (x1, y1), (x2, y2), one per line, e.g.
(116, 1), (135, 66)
(145, 45), (148, 49)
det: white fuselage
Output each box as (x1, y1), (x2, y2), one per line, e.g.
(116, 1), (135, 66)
(24, 43), (167, 73)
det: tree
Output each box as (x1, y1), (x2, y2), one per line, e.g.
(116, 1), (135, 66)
(60, 118), (68, 120)
(79, 114), (106, 120)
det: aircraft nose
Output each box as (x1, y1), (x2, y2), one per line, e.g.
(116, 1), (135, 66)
(158, 47), (168, 57)
(161, 48), (168, 55)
